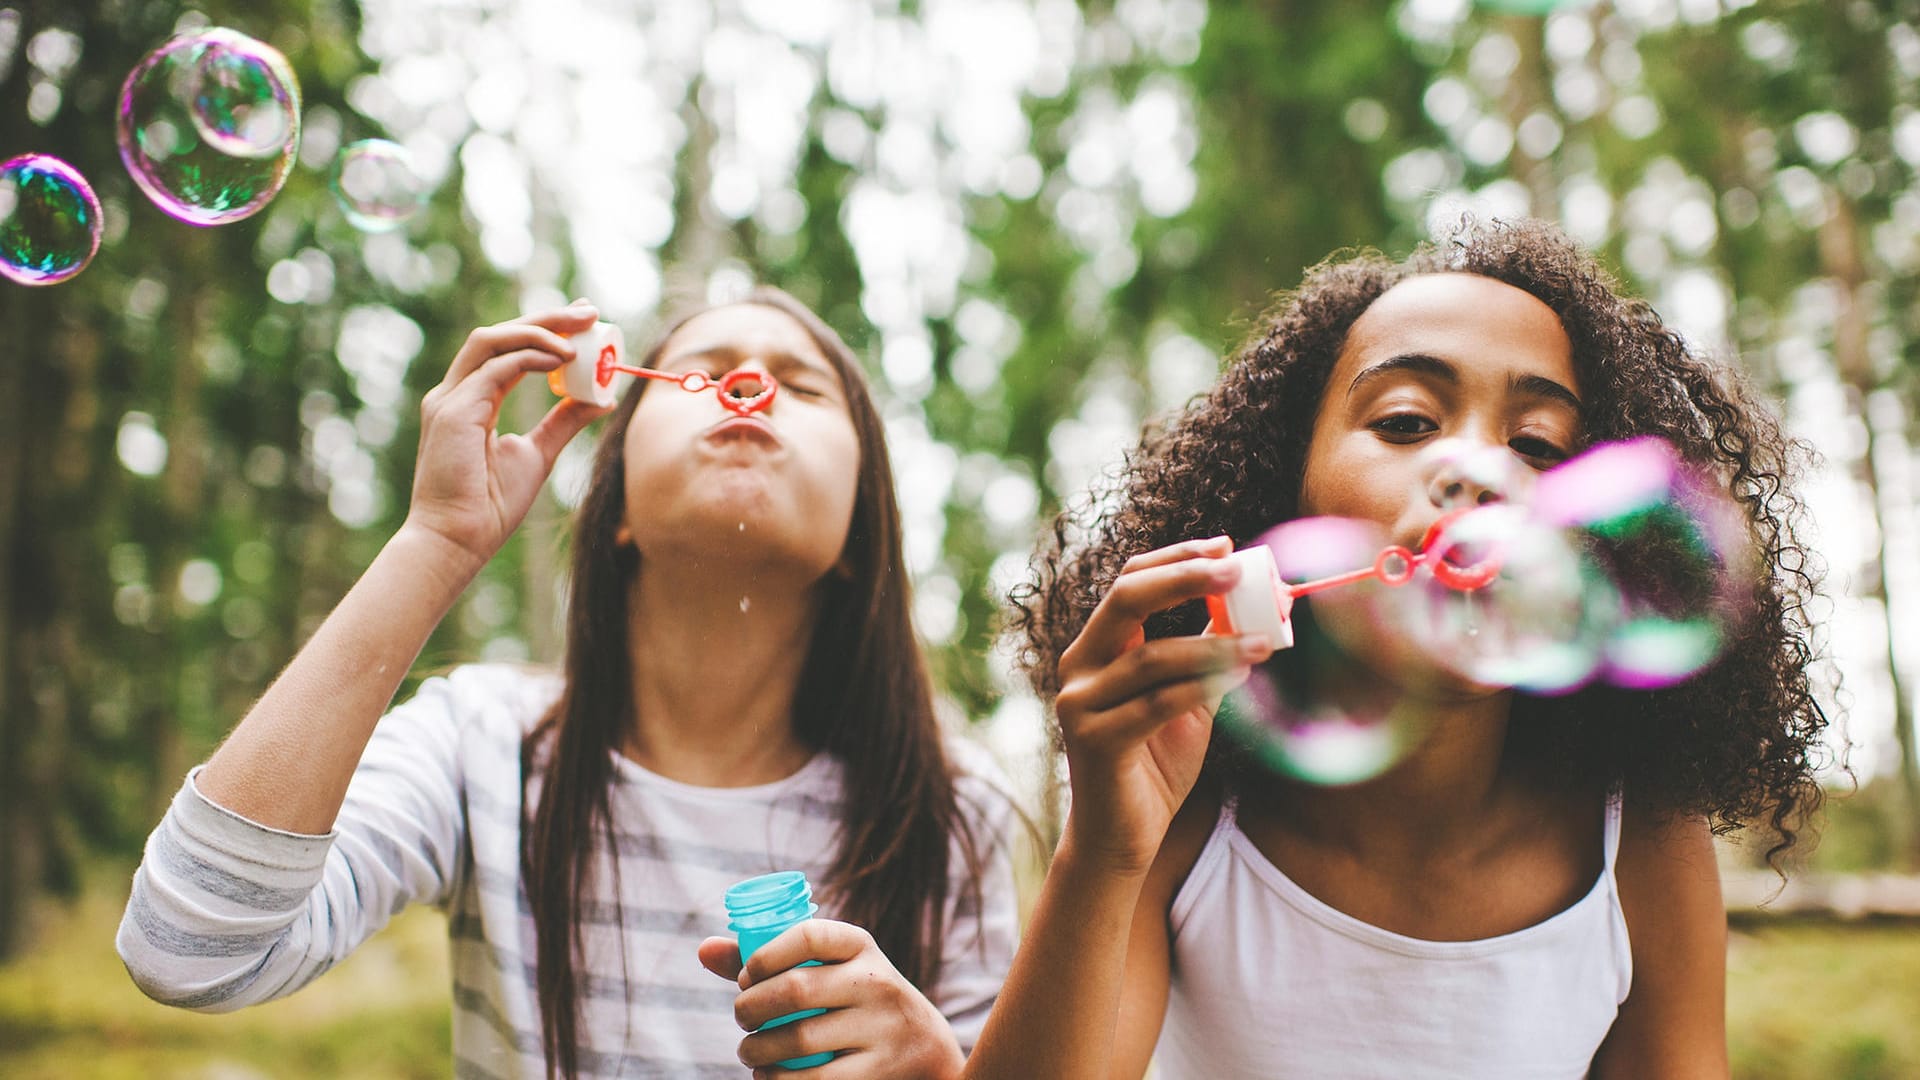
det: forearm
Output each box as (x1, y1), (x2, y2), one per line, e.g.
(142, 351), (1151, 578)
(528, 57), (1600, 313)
(196, 525), (483, 833)
(962, 832), (1151, 1080)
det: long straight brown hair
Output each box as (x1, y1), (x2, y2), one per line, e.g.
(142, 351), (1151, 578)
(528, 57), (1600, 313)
(519, 287), (982, 1078)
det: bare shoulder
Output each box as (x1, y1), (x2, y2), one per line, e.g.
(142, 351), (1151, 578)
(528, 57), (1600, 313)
(1615, 802), (1722, 922)
(1592, 803), (1728, 1079)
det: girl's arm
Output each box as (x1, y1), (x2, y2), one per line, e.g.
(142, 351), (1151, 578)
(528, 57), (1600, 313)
(116, 305), (607, 1007)
(962, 538), (1273, 1080)
(1588, 809), (1729, 1079)
(195, 304), (605, 832)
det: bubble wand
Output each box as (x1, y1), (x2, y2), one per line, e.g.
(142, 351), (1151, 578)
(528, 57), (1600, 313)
(1207, 508), (1501, 650)
(548, 322), (778, 415)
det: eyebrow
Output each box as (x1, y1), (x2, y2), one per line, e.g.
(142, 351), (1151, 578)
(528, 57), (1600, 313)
(1347, 352), (1582, 411)
(665, 342), (837, 383)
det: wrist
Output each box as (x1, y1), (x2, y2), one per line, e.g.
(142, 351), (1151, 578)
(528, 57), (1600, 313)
(1057, 816), (1160, 881)
(387, 521), (491, 598)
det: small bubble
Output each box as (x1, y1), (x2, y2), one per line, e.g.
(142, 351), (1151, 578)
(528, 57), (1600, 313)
(739, 596), (751, 613)
(0, 153), (101, 286)
(328, 139), (428, 232)
(737, 522), (745, 532)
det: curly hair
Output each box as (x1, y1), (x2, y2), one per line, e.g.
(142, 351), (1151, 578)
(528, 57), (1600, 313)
(1009, 217), (1830, 862)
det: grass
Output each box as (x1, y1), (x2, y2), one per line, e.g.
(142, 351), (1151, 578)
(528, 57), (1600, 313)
(4, 869), (1919, 1077)
(1727, 922), (1920, 1079)
(0, 872), (450, 1080)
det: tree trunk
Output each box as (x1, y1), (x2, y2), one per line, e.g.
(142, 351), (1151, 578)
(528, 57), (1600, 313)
(1821, 193), (1920, 864)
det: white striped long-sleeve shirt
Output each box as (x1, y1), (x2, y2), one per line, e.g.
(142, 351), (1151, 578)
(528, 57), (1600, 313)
(117, 664), (1021, 1079)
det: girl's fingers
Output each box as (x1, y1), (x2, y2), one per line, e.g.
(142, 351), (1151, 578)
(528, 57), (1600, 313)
(697, 937), (744, 982)
(523, 396), (612, 467)
(1074, 667), (1250, 752)
(740, 920), (870, 988)
(441, 314), (589, 387)
(434, 347), (567, 413)
(1069, 634), (1271, 715)
(736, 1011), (870, 1071)
(1064, 555), (1243, 672)
(1116, 535), (1235, 575)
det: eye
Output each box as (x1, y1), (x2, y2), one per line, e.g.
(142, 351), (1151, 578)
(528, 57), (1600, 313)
(1509, 435), (1570, 467)
(783, 382), (828, 399)
(1370, 413), (1437, 440)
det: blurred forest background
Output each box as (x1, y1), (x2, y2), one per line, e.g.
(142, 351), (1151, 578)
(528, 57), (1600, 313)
(4, 0), (1920, 1076)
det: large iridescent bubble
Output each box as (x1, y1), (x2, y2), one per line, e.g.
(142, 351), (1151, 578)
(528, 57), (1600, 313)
(1216, 437), (1753, 785)
(0, 154), (103, 287)
(329, 140), (429, 232)
(1219, 516), (1432, 786)
(117, 29), (301, 226)
(1533, 437), (1755, 689)
(1392, 503), (1623, 694)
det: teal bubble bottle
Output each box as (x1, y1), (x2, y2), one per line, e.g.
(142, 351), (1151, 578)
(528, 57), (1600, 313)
(725, 871), (835, 1070)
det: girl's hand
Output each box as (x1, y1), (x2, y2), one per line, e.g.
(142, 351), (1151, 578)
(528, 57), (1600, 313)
(1054, 537), (1275, 874)
(696, 922), (964, 1080)
(401, 302), (611, 572)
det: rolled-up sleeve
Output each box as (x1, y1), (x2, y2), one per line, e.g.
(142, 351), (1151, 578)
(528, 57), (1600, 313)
(116, 670), (474, 1011)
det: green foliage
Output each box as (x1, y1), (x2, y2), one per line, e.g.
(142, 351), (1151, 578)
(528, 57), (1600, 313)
(5, 0), (1920, 969)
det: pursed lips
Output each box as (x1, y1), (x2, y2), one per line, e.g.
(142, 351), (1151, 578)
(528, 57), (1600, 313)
(702, 415), (782, 448)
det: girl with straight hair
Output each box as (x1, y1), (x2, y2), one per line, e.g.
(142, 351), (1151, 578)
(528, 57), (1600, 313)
(120, 287), (1018, 1079)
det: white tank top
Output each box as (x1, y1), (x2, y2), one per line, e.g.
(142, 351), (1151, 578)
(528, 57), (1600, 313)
(1153, 791), (1631, 1079)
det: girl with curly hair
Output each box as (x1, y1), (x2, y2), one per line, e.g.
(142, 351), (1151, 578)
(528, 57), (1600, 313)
(964, 218), (1827, 1079)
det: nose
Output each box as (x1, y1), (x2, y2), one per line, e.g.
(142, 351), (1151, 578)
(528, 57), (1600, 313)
(1422, 439), (1521, 511)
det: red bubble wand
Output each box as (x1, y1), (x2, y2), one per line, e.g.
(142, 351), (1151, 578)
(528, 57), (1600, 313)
(549, 325), (778, 415)
(1208, 508), (1501, 650)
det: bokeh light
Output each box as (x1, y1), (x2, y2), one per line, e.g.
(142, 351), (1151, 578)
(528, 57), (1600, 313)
(0, 153), (103, 287)
(116, 28), (301, 226)
(328, 139), (428, 233)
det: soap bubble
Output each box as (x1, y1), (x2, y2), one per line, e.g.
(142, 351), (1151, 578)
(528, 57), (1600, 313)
(329, 139), (428, 232)
(1534, 437), (1755, 689)
(187, 34), (298, 158)
(0, 153), (103, 287)
(117, 29), (300, 226)
(1220, 516), (1431, 786)
(1393, 503), (1623, 694)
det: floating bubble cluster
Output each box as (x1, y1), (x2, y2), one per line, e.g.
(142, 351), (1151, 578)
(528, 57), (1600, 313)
(1220, 437), (1755, 785)
(1531, 436), (1753, 689)
(0, 154), (103, 287)
(329, 139), (429, 233)
(116, 29), (300, 226)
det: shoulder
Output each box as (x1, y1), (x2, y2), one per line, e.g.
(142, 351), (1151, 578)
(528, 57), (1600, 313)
(385, 663), (565, 752)
(1614, 802), (1722, 931)
(1591, 803), (1728, 1076)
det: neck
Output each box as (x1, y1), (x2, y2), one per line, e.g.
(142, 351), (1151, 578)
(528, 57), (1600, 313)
(1266, 687), (1518, 862)
(622, 556), (821, 787)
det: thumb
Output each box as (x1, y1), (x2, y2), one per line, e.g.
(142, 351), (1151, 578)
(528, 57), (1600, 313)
(697, 936), (744, 981)
(526, 396), (612, 467)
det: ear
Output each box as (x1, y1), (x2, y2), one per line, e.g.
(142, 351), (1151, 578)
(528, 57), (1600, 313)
(613, 520), (633, 547)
